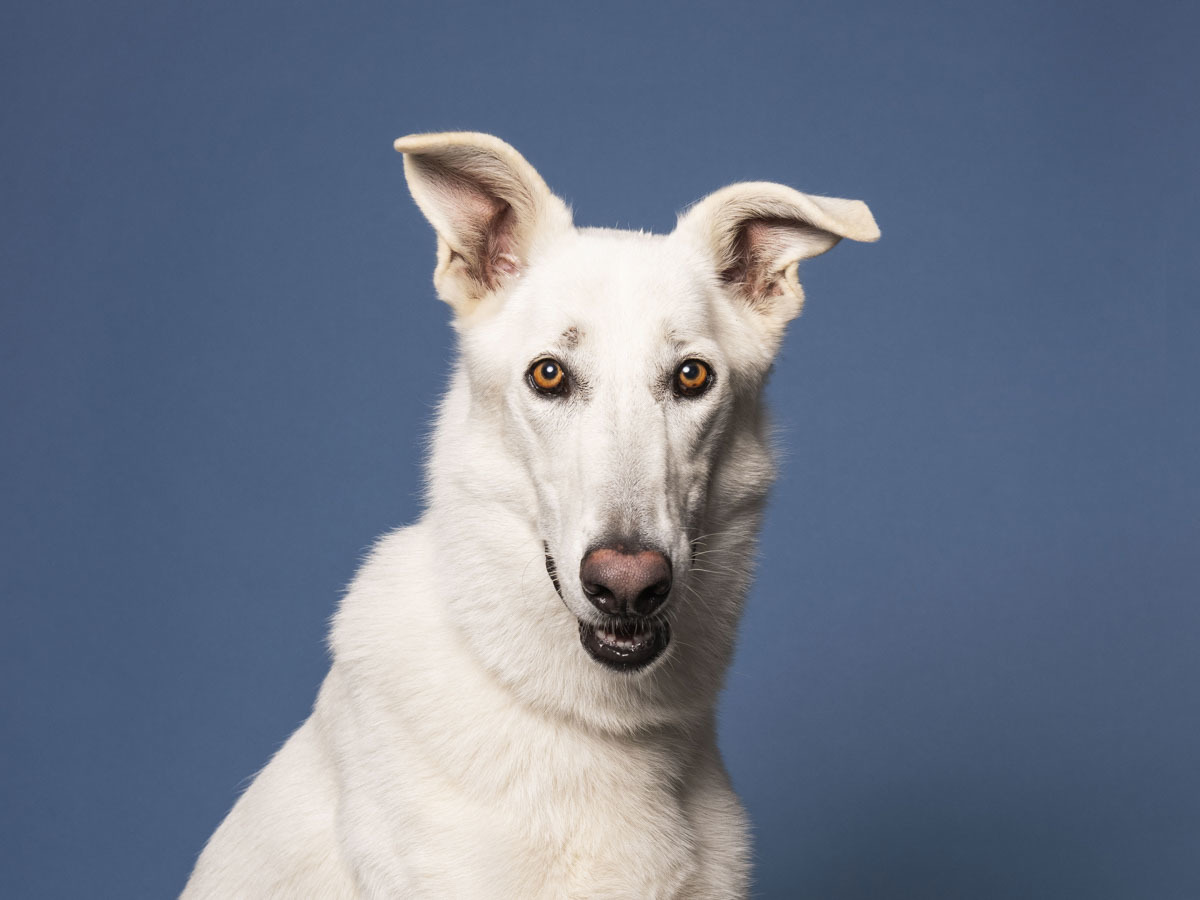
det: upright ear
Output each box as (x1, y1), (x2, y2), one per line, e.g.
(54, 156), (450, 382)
(394, 132), (573, 313)
(674, 181), (879, 322)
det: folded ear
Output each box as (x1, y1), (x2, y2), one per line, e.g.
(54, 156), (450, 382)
(394, 132), (573, 313)
(675, 181), (879, 321)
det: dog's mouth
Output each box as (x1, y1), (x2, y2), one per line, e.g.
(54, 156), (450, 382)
(545, 545), (671, 672)
(578, 617), (671, 671)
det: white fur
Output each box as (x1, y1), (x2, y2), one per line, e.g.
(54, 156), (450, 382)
(183, 132), (878, 899)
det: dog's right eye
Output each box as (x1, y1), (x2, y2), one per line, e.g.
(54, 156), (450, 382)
(528, 358), (568, 396)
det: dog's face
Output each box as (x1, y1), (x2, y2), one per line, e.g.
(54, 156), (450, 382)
(397, 133), (877, 729)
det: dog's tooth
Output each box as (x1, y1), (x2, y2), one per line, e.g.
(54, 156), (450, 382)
(590, 622), (659, 652)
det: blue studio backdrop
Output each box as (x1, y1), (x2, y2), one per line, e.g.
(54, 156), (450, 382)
(2, 1), (1198, 897)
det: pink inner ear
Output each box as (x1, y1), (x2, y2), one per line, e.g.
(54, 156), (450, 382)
(431, 168), (521, 290)
(440, 177), (504, 235)
(493, 253), (521, 277)
(721, 216), (833, 304)
(482, 203), (520, 285)
(722, 218), (792, 302)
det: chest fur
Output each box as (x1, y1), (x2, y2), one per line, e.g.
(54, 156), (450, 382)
(323, 668), (710, 898)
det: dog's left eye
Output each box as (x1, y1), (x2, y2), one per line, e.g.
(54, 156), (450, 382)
(528, 358), (569, 396)
(674, 359), (713, 397)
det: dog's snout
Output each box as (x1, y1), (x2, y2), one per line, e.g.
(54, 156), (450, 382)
(580, 547), (672, 617)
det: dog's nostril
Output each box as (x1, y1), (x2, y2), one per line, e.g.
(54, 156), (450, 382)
(579, 547), (672, 617)
(582, 580), (611, 601)
(629, 582), (671, 617)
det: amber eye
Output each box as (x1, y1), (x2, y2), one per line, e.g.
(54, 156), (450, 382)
(529, 358), (568, 395)
(674, 359), (713, 397)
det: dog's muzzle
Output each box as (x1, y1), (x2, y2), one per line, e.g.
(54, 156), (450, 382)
(545, 544), (671, 671)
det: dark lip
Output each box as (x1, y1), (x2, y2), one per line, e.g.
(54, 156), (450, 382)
(545, 543), (671, 672)
(578, 617), (671, 671)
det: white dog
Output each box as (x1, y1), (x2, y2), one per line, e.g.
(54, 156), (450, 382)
(183, 132), (877, 898)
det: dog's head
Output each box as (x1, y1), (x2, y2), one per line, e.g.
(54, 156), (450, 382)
(396, 132), (877, 730)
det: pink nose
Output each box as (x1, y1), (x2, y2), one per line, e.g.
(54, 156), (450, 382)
(579, 547), (672, 617)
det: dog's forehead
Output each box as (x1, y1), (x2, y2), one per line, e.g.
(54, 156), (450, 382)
(512, 228), (715, 340)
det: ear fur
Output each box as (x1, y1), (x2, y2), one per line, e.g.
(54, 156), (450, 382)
(394, 132), (573, 314)
(675, 181), (879, 320)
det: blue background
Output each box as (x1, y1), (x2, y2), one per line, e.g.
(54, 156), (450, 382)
(3, 1), (1198, 896)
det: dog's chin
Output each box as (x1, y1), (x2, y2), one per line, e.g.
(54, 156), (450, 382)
(578, 618), (670, 672)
